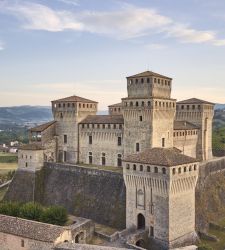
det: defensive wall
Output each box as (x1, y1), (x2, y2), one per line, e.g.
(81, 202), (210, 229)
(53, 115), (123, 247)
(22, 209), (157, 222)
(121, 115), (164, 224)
(4, 157), (225, 232)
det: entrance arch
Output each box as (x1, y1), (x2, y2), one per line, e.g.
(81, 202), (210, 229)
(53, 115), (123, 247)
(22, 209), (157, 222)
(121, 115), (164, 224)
(137, 213), (145, 229)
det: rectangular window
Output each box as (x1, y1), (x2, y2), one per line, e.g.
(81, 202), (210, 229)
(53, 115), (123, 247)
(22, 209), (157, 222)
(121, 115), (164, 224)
(89, 152), (92, 164)
(118, 137), (122, 146)
(150, 226), (154, 237)
(64, 151), (67, 162)
(162, 138), (165, 147)
(89, 135), (92, 145)
(64, 135), (67, 144)
(21, 239), (25, 247)
(136, 143), (140, 152)
(139, 116), (143, 122)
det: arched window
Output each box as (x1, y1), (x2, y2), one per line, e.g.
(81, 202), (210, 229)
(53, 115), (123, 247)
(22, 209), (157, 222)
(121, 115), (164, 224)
(126, 164), (130, 170)
(141, 101), (145, 107)
(189, 165), (192, 171)
(140, 165), (143, 171)
(184, 166), (187, 172)
(162, 168), (166, 174)
(136, 101), (139, 107)
(117, 154), (122, 167)
(154, 167), (158, 173)
(136, 143), (140, 152)
(178, 167), (181, 174)
(148, 101), (151, 107)
(172, 168), (176, 175)
(133, 164), (136, 171)
(147, 166), (150, 172)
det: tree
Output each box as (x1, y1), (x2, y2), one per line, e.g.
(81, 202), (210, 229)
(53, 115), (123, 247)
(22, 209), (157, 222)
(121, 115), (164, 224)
(19, 202), (43, 221)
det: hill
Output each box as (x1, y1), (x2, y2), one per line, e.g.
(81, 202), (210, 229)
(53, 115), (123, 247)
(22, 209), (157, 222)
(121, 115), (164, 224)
(0, 106), (52, 126)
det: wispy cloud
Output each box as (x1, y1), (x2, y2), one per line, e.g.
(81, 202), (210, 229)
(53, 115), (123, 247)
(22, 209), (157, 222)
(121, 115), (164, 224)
(2, 1), (225, 46)
(0, 40), (4, 50)
(57, 0), (79, 6)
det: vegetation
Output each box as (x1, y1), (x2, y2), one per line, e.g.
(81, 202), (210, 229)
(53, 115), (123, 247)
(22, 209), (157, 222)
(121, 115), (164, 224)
(212, 126), (225, 156)
(0, 186), (8, 201)
(0, 202), (68, 226)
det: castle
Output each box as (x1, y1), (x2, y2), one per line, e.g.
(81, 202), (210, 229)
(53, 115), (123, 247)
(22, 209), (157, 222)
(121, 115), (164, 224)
(18, 71), (215, 249)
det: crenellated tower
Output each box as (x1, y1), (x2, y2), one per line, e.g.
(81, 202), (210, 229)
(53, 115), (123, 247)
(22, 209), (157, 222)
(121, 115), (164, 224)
(176, 98), (214, 161)
(51, 96), (98, 163)
(122, 71), (176, 157)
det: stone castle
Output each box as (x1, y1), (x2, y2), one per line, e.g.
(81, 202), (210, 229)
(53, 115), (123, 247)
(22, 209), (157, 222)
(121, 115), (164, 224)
(17, 71), (215, 249)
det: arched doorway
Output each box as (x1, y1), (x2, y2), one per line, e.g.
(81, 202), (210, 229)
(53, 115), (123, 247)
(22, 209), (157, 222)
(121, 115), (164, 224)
(75, 231), (85, 244)
(137, 213), (145, 229)
(136, 239), (145, 248)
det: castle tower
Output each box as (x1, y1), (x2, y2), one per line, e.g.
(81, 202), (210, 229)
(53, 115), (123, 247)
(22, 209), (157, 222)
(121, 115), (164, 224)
(176, 98), (214, 161)
(123, 148), (199, 249)
(122, 71), (176, 157)
(51, 96), (98, 163)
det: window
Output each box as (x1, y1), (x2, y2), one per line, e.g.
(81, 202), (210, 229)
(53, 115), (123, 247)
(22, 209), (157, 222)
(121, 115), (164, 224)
(162, 138), (165, 147)
(117, 154), (122, 167)
(113, 124), (116, 129)
(126, 164), (130, 170)
(89, 152), (92, 164)
(141, 78), (144, 83)
(148, 101), (151, 107)
(58, 103), (61, 108)
(102, 124), (105, 129)
(189, 166), (192, 171)
(63, 103), (65, 107)
(147, 78), (150, 83)
(141, 101), (144, 107)
(162, 168), (166, 174)
(102, 153), (106, 166)
(60, 113), (63, 119)
(108, 124), (111, 129)
(133, 164), (136, 170)
(136, 101), (139, 107)
(64, 135), (67, 144)
(130, 102), (133, 106)
(154, 167), (158, 173)
(118, 137), (122, 146)
(184, 166), (187, 172)
(89, 135), (92, 145)
(140, 165), (143, 171)
(147, 166), (150, 172)
(25, 162), (28, 168)
(194, 164), (197, 171)
(150, 226), (154, 237)
(136, 143), (140, 152)
(139, 116), (143, 122)
(172, 168), (176, 175)
(64, 151), (67, 162)
(119, 124), (122, 129)
(136, 79), (138, 83)
(178, 167), (181, 174)
(21, 239), (25, 247)
(67, 103), (70, 107)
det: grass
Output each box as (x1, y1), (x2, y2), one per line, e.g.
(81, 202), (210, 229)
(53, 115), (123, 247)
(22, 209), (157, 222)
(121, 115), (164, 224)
(0, 186), (7, 201)
(200, 228), (225, 250)
(79, 163), (123, 173)
(0, 163), (17, 175)
(95, 223), (118, 236)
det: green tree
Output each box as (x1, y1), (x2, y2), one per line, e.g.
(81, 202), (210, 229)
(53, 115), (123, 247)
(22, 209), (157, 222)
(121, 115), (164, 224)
(40, 206), (68, 226)
(19, 202), (43, 221)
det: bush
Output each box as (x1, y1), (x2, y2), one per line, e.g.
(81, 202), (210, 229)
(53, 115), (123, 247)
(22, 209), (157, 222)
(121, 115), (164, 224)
(19, 202), (43, 221)
(40, 206), (68, 226)
(0, 202), (20, 217)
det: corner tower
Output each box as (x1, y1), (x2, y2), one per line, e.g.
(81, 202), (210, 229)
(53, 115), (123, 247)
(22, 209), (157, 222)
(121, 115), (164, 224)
(122, 71), (176, 157)
(51, 95), (98, 163)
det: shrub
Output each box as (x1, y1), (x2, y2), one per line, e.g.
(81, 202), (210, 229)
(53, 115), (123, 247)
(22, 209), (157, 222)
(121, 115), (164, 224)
(19, 202), (43, 221)
(0, 202), (20, 217)
(198, 244), (213, 250)
(40, 206), (68, 226)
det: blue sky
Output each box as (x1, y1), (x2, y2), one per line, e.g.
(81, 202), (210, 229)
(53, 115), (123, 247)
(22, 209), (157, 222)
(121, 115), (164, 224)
(0, 0), (225, 109)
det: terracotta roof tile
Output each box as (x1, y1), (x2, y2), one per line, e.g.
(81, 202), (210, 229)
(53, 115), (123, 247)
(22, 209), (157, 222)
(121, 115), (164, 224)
(177, 98), (214, 105)
(52, 95), (98, 103)
(123, 148), (198, 167)
(127, 71), (172, 80)
(0, 214), (66, 242)
(80, 115), (124, 124)
(30, 121), (56, 132)
(174, 121), (199, 130)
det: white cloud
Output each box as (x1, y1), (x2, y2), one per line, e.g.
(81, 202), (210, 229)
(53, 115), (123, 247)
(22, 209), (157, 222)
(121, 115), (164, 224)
(2, 1), (225, 46)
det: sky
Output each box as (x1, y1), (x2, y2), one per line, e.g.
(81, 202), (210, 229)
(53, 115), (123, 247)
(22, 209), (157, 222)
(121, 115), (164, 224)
(0, 0), (225, 109)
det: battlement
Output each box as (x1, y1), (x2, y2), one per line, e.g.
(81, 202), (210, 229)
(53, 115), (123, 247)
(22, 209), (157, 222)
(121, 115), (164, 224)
(126, 71), (172, 99)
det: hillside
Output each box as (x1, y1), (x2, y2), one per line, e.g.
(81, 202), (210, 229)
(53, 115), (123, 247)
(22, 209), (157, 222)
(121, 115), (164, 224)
(0, 106), (52, 125)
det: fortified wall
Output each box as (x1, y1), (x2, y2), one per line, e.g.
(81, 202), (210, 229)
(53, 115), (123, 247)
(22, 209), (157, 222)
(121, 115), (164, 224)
(4, 157), (225, 232)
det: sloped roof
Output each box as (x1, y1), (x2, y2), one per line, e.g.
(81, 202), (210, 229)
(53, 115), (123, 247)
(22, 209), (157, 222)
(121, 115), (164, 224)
(52, 95), (98, 103)
(127, 71), (172, 80)
(174, 121), (199, 130)
(0, 214), (66, 243)
(30, 121), (56, 132)
(177, 98), (214, 105)
(108, 102), (122, 107)
(19, 144), (45, 151)
(123, 148), (198, 167)
(80, 115), (124, 124)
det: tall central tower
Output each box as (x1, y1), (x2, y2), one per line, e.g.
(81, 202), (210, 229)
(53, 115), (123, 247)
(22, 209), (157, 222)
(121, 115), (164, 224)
(122, 71), (176, 157)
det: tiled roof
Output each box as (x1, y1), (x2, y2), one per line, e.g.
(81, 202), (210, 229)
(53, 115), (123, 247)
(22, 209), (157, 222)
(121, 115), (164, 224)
(52, 95), (98, 103)
(174, 121), (199, 130)
(0, 214), (66, 243)
(30, 121), (56, 132)
(80, 115), (124, 124)
(19, 144), (45, 151)
(123, 148), (198, 167)
(127, 71), (172, 80)
(177, 98), (214, 105)
(108, 102), (122, 107)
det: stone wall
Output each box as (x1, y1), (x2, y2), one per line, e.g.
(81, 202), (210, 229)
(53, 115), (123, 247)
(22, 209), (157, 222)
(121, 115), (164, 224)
(38, 163), (126, 229)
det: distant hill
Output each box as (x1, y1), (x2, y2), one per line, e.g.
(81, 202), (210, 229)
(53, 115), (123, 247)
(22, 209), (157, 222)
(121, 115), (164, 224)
(0, 106), (52, 126)
(215, 104), (225, 110)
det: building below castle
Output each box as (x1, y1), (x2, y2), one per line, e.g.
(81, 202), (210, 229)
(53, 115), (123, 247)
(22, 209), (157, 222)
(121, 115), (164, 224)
(17, 71), (215, 249)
